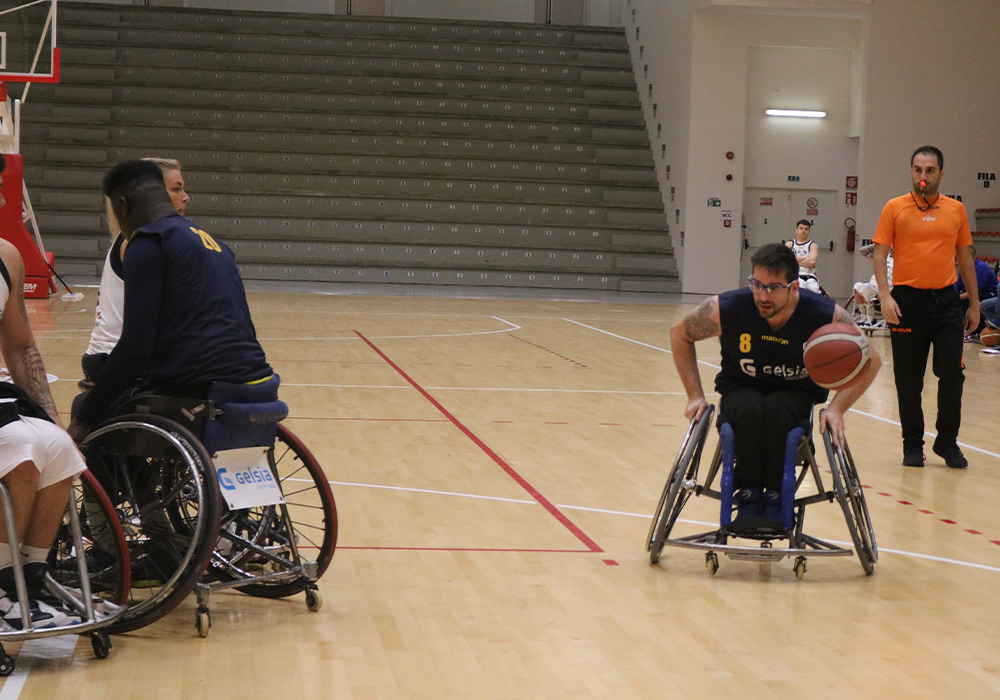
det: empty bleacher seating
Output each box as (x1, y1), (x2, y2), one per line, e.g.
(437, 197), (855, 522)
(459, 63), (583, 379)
(18, 3), (676, 293)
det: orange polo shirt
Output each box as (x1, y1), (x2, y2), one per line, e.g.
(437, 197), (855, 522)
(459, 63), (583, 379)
(873, 193), (972, 289)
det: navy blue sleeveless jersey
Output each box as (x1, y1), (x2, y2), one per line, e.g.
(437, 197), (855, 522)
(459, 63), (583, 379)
(714, 288), (835, 404)
(77, 214), (271, 424)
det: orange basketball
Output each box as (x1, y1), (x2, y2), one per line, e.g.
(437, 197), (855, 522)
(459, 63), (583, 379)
(982, 326), (1000, 347)
(803, 323), (872, 389)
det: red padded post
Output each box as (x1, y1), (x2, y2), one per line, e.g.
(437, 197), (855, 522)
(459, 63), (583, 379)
(0, 154), (52, 298)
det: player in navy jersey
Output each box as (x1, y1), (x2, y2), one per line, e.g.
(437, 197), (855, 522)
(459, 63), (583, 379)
(68, 160), (272, 440)
(669, 243), (881, 523)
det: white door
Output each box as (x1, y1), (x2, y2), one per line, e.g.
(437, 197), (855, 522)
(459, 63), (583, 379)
(742, 188), (850, 300)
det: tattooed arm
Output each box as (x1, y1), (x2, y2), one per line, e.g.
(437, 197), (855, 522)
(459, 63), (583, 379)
(819, 304), (882, 446)
(0, 240), (62, 426)
(669, 296), (721, 422)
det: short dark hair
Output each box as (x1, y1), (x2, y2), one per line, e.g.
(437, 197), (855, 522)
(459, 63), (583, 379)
(102, 160), (165, 198)
(0, 153), (5, 174)
(795, 219), (811, 229)
(751, 242), (799, 283)
(911, 145), (944, 169)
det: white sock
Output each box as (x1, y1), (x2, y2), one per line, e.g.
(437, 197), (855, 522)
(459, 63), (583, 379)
(20, 546), (48, 567)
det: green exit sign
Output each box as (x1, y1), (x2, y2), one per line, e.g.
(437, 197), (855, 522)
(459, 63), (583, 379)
(788, 175), (801, 182)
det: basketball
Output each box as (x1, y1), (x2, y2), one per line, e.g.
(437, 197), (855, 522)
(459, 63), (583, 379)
(982, 326), (1000, 347)
(803, 323), (872, 389)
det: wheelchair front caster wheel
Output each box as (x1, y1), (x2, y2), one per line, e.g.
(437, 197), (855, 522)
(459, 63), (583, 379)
(196, 608), (211, 638)
(794, 556), (807, 580)
(305, 586), (323, 612)
(706, 552), (719, 576)
(91, 631), (112, 659)
(0, 653), (13, 677)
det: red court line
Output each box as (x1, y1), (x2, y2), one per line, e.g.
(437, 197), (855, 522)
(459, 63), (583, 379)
(286, 416), (450, 423)
(339, 546), (594, 553)
(355, 330), (604, 554)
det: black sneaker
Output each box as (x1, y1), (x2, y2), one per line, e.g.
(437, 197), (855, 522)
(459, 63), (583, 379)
(732, 488), (763, 520)
(903, 445), (925, 467)
(933, 442), (968, 469)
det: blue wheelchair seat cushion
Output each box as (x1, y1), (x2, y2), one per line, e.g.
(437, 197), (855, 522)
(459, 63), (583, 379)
(201, 375), (287, 454)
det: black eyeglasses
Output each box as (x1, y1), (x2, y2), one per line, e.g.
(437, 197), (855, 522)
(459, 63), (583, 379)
(747, 277), (795, 293)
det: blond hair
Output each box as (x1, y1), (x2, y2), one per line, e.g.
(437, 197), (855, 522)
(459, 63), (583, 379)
(141, 156), (182, 174)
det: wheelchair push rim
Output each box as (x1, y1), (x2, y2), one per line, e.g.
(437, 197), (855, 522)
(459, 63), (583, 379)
(82, 414), (222, 633)
(648, 405), (715, 564)
(823, 428), (878, 575)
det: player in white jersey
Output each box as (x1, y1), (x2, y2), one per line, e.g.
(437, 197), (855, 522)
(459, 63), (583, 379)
(785, 219), (820, 293)
(79, 159), (190, 389)
(0, 154), (87, 629)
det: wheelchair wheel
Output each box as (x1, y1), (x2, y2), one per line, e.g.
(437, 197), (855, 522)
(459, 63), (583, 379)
(824, 434), (878, 575)
(648, 405), (715, 564)
(82, 414), (222, 633)
(208, 423), (337, 598)
(48, 470), (131, 606)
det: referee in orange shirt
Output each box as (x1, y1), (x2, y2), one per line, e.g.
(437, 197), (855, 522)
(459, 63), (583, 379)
(873, 146), (980, 469)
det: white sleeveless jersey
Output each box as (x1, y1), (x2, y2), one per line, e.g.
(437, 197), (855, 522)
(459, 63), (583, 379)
(86, 236), (125, 355)
(790, 239), (816, 277)
(0, 258), (9, 317)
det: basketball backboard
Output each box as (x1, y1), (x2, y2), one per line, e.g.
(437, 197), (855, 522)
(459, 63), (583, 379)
(0, 0), (59, 83)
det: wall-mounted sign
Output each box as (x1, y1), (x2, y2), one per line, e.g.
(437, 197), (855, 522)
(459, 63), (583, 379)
(846, 176), (858, 190)
(846, 192), (858, 206)
(979, 173), (996, 188)
(806, 197), (819, 209)
(707, 198), (721, 207)
(760, 197), (773, 206)
(788, 175), (800, 182)
(722, 210), (733, 228)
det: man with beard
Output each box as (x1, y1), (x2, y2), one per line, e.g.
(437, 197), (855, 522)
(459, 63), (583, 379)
(669, 243), (881, 524)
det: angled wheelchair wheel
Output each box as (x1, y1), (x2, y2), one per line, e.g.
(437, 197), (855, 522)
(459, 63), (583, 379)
(824, 433), (878, 575)
(208, 423), (337, 598)
(82, 414), (222, 633)
(648, 405), (715, 564)
(48, 470), (131, 607)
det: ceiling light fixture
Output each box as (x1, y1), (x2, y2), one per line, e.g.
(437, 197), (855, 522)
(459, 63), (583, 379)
(765, 109), (827, 119)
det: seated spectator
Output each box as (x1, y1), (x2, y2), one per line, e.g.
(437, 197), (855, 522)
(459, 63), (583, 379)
(853, 243), (892, 326)
(0, 154), (86, 629)
(956, 248), (999, 339)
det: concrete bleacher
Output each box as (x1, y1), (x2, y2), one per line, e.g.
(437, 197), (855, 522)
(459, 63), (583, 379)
(18, 3), (676, 293)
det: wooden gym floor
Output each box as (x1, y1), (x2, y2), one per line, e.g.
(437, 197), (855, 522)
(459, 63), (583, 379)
(6, 289), (1000, 699)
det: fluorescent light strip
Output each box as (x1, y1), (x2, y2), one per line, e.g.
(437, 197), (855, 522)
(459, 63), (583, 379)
(766, 109), (826, 118)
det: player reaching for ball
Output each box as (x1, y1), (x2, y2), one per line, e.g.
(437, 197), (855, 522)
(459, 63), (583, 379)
(670, 243), (881, 523)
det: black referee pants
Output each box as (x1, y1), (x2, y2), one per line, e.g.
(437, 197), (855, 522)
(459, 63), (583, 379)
(719, 385), (814, 491)
(888, 285), (965, 449)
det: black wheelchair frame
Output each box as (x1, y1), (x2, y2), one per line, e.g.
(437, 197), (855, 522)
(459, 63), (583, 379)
(647, 405), (877, 578)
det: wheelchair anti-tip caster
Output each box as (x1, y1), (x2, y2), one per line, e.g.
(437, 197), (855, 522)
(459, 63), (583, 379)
(305, 585), (323, 612)
(706, 552), (719, 576)
(196, 607), (212, 638)
(0, 646), (13, 677)
(91, 631), (112, 660)
(794, 556), (808, 580)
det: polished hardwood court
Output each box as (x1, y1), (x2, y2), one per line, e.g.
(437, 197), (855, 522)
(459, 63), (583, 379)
(6, 289), (1000, 699)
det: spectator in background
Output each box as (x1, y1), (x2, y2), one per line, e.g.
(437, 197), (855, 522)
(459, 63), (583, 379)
(785, 219), (820, 293)
(955, 248), (998, 341)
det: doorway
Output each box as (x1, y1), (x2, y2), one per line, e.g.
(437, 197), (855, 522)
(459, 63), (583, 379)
(741, 188), (851, 300)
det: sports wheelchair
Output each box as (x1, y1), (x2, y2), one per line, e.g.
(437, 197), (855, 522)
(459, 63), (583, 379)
(0, 470), (131, 675)
(844, 293), (886, 335)
(647, 405), (877, 578)
(80, 374), (337, 636)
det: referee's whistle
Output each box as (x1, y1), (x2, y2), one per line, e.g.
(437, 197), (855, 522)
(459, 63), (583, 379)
(920, 180), (927, 189)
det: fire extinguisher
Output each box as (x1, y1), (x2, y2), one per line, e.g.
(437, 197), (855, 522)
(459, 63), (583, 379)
(845, 218), (856, 252)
